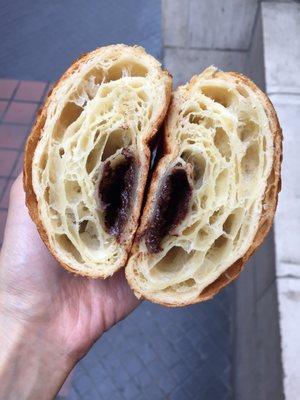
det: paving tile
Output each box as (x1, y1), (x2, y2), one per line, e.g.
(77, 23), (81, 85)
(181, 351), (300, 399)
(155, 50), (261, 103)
(169, 386), (193, 400)
(188, 0), (257, 50)
(270, 92), (300, 311)
(270, 97), (300, 200)
(185, 325), (207, 348)
(120, 319), (141, 337)
(120, 351), (143, 378)
(164, 47), (247, 86)
(0, 101), (8, 118)
(97, 376), (117, 398)
(246, 9), (265, 90)
(92, 335), (111, 358)
(157, 369), (177, 395)
(208, 326), (232, 353)
(108, 392), (123, 400)
(0, 149), (19, 177)
(121, 379), (141, 400)
(112, 366), (131, 391)
(220, 366), (232, 390)
(161, 322), (184, 342)
(11, 153), (24, 178)
(198, 335), (222, 362)
(101, 351), (122, 372)
(234, 259), (257, 399)
(73, 371), (94, 397)
(255, 281), (284, 400)
(124, 329), (144, 348)
(208, 353), (231, 379)
(0, 179), (14, 209)
(0, 79), (18, 99)
(78, 387), (103, 400)
(277, 278), (300, 400)
(175, 336), (195, 357)
(154, 339), (181, 368)
(87, 363), (109, 383)
(3, 101), (38, 124)
(170, 361), (190, 384)
(134, 368), (153, 390)
(66, 387), (80, 400)
(185, 349), (203, 370)
(177, 311), (200, 331)
(0, 210), (7, 245)
(14, 81), (47, 102)
(270, 95), (300, 143)
(202, 307), (226, 331)
(204, 296), (229, 318)
(133, 340), (156, 364)
(142, 384), (165, 400)
(163, 0), (189, 47)
(187, 367), (217, 396)
(253, 231), (276, 299)
(151, 304), (174, 325)
(0, 124), (29, 149)
(139, 316), (161, 339)
(263, 2), (300, 94)
(0, 178), (7, 197)
(204, 379), (232, 400)
(147, 357), (168, 381)
(275, 198), (300, 265)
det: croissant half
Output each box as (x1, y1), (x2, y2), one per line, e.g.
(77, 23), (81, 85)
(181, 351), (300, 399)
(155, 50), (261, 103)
(125, 67), (282, 306)
(24, 46), (281, 306)
(24, 45), (172, 278)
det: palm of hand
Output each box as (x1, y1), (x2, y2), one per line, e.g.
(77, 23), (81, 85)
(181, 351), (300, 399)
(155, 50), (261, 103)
(0, 176), (139, 358)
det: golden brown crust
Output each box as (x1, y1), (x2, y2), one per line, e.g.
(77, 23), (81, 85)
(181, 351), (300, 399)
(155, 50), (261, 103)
(126, 71), (282, 307)
(23, 44), (172, 278)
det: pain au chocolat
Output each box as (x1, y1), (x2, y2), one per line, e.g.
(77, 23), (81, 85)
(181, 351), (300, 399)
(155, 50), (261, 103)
(125, 67), (281, 306)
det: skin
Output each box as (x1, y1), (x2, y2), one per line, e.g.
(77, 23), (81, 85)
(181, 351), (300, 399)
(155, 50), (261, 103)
(0, 175), (139, 400)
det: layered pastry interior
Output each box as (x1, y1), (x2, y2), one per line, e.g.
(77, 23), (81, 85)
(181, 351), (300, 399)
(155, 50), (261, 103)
(126, 67), (275, 304)
(30, 46), (171, 277)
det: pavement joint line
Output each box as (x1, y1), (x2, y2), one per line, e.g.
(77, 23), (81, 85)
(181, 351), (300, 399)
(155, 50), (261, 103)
(247, 2), (261, 53)
(164, 44), (249, 52)
(278, 275), (300, 280)
(0, 97), (44, 104)
(267, 91), (300, 96)
(0, 147), (22, 152)
(0, 120), (36, 127)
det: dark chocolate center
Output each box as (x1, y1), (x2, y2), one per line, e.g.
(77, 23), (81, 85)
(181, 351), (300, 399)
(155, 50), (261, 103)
(99, 149), (136, 239)
(144, 167), (192, 253)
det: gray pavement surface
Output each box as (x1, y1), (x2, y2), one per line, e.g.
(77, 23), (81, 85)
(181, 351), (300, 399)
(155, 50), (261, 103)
(0, 0), (161, 81)
(69, 287), (233, 400)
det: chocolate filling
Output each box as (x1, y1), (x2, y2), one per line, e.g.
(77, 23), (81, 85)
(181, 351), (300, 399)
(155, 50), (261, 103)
(144, 167), (192, 253)
(99, 149), (136, 239)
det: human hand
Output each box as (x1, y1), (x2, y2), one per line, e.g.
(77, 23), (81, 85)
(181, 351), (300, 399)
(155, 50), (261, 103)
(0, 174), (139, 399)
